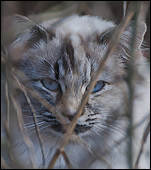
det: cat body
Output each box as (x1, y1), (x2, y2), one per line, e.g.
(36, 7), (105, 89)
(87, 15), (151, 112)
(1, 15), (150, 168)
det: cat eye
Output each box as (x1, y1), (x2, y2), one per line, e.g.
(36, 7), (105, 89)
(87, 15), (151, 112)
(92, 80), (105, 93)
(99, 27), (116, 44)
(99, 32), (110, 44)
(41, 79), (60, 91)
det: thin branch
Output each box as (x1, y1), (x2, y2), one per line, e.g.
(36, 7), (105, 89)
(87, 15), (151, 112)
(126, 1), (150, 168)
(62, 0), (136, 147)
(48, 2), (136, 168)
(10, 92), (37, 168)
(11, 69), (73, 168)
(134, 120), (150, 169)
(12, 74), (45, 168)
(1, 156), (11, 169)
(101, 113), (150, 157)
(11, 68), (70, 127)
(48, 149), (61, 169)
(126, 2), (141, 168)
(5, 81), (10, 129)
(61, 150), (73, 169)
(138, 1), (150, 22)
(123, 1), (127, 19)
(82, 149), (112, 169)
(49, 149), (74, 169)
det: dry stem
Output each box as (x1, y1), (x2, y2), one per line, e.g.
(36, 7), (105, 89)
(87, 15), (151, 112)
(134, 120), (150, 169)
(48, 2), (136, 168)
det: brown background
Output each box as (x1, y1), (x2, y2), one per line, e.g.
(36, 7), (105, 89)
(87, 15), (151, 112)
(1, 1), (150, 60)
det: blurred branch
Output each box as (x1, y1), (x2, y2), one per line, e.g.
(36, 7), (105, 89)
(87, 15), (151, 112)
(134, 120), (150, 169)
(123, 1), (127, 19)
(10, 79), (38, 168)
(1, 1), (149, 169)
(138, 1), (150, 22)
(101, 113), (150, 157)
(126, 2), (141, 168)
(61, 150), (73, 169)
(126, 1), (150, 168)
(11, 68), (70, 127)
(48, 2), (136, 168)
(1, 156), (10, 169)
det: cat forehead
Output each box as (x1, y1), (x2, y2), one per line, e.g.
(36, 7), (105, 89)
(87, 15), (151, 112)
(8, 15), (117, 83)
(40, 15), (115, 38)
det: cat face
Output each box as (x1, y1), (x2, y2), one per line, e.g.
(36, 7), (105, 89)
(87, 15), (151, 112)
(2, 14), (149, 169)
(5, 15), (146, 139)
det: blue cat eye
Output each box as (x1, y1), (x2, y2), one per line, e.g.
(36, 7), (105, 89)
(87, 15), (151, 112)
(92, 80), (105, 93)
(41, 79), (59, 91)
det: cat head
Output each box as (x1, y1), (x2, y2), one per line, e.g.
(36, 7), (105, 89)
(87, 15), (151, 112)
(2, 14), (147, 138)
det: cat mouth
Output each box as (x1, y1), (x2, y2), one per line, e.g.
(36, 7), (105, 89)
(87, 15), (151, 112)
(51, 123), (91, 134)
(43, 114), (91, 134)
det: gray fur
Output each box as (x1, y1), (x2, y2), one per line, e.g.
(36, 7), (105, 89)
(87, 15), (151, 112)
(1, 15), (150, 168)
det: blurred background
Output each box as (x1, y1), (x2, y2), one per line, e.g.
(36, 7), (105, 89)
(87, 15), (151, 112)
(1, 2), (150, 169)
(1, 1), (150, 57)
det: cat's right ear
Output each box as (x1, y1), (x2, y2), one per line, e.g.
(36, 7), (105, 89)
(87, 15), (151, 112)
(119, 21), (147, 58)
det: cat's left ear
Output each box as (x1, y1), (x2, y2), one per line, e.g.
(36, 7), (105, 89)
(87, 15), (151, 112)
(2, 14), (49, 62)
(119, 21), (147, 51)
(2, 14), (49, 46)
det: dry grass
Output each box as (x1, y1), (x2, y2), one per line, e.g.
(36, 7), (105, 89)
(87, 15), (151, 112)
(1, 1), (150, 169)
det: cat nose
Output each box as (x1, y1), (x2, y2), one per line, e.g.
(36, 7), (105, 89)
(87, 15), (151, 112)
(57, 93), (78, 120)
(62, 111), (74, 121)
(62, 107), (76, 121)
(64, 115), (74, 121)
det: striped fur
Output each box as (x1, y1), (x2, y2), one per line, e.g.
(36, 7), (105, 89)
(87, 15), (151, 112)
(1, 15), (150, 168)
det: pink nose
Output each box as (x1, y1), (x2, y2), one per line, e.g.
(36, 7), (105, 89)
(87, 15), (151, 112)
(62, 106), (76, 120)
(63, 114), (74, 121)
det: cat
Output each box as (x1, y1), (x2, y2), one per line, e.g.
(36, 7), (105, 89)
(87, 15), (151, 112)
(1, 14), (150, 169)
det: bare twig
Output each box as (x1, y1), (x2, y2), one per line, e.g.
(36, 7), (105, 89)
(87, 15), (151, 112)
(10, 91), (37, 168)
(101, 113), (150, 157)
(1, 156), (10, 169)
(11, 68), (70, 127)
(48, 149), (61, 169)
(12, 74), (46, 167)
(14, 70), (72, 121)
(48, 148), (73, 169)
(10, 68), (74, 168)
(123, 1), (127, 19)
(83, 151), (112, 169)
(126, 2), (141, 168)
(5, 81), (10, 129)
(48, 2), (136, 168)
(138, 1), (150, 22)
(61, 150), (73, 169)
(134, 120), (150, 169)
(2, 2), (149, 169)
(85, 114), (150, 168)
(126, 1), (150, 168)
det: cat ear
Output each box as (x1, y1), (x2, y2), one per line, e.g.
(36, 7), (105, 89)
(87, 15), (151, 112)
(119, 21), (147, 53)
(135, 21), (147, 49)
(116, 21), (147, 63)
(2, 14), (34, 46)
(2, 14), (49, 62)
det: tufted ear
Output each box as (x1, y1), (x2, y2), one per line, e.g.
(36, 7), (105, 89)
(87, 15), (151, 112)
(2, 14), (49, 62)
(113, 20), (147, 65)
(135, 21), (147, 49)
(119, 21), (147, 56)
(2, 14), (34, 46)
